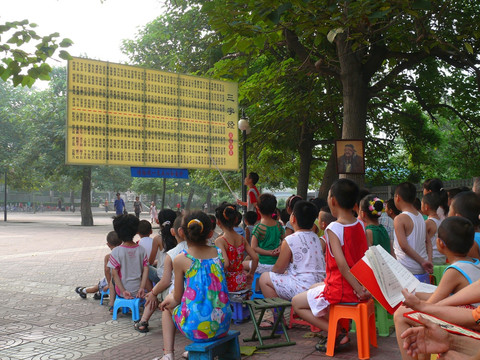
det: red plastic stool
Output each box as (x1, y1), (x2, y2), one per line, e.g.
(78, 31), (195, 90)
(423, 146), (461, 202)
(288, 307), (321, 332)
(326, 299), (377, 359)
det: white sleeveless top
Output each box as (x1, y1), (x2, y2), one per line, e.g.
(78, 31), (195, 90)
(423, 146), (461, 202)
(394, 211), (427, 274)
(428, 217), (445, 263)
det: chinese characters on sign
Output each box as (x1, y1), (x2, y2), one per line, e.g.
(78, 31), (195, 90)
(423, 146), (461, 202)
(66, 58), (239, 170)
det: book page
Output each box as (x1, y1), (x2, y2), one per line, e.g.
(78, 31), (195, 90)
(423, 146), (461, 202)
(365, 246), (405, 307)
(365, 246), (420, 308)
(415, 282), (437, 294)
(404, 311), (480, 340)
(375, 245), (420, 291)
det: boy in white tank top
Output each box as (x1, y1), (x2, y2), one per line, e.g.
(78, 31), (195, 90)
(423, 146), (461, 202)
(393, 182), (433, 275)
(421, 192), (445, 264)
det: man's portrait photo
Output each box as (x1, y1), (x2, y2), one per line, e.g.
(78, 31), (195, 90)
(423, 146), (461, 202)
(336, 140), (365, 174)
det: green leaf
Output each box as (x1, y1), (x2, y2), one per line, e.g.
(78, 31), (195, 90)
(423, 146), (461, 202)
(464, 42), (474, 54)
(58, 50), (72, 60)
(412, 0), (432, 10)
(236, 39), (251, 52)
(59, 38), (74, 47)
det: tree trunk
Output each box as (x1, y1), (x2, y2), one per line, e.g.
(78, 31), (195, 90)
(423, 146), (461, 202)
(205, 191), (212, 213)
(80, 167), (94, 226)
(297, 122), (314, 199)
(186, 188), (194, 210)
(336, 32), (369, 187)
(161, 178), (166, 210)
(318, 147), (338, 200)
(70, 190), (75, 212)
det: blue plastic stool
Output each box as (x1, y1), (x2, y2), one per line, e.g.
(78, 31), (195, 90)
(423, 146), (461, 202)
(414, 273), (430, 284)
(251, 273), (264, 300)
(231, 301), (250, 324)
(99, 289), (110, 305)
(184, 330), (241, 360)
(112, 296), (145, 322)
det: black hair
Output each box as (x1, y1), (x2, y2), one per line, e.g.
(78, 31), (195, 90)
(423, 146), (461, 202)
(106, 231), (122, 247)
(310, 197), (327, 211)
(422, 192), (440, 211)
(215, 203), (237, 229)
(423, 178), (449, 214)
(358, 188), (371, 206)
(330, 179), (359, 210)
(208, 214), (217, 231)
(319, 205), (336, 224)
(386, 198), (401, 215)
(235, 211), (243, 226)
(245, 211), (258, 226)
(248, 172), (259, 185)
(173, 215), (183, 234)
(292, 200), (318, 229)
(447, 187), (470, 201)
(257, 193), (277, 215)
(113, 214), (140, 242)
(438, 216), (474, 255)
(286, 195), (303, 211)
(158, 209), (177, 253)
(280, 208), (290, 224)
(182, 211), (212, 244)
(138, 220), (152, 237)
(395, 182), (417, 204)
(423, 178), (443, 193)
(451, 191), (480, 228)
(360, 195), (384, 220)
(413, 198), (422, 211)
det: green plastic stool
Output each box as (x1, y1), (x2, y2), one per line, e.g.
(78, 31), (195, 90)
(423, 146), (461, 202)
(374, 301), (394, 336)
(432, 264), (449, 285)
(351, 301), (393, 337)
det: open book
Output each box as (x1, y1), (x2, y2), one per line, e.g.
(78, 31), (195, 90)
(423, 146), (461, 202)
(351, 245), (437, 314)
(404, 311), (480, 340)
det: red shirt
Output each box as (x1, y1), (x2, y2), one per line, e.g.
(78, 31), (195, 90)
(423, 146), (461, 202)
(323, 220), (368, 304)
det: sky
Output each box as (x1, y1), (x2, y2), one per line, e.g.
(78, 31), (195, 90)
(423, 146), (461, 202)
(1, 0), (164, 65)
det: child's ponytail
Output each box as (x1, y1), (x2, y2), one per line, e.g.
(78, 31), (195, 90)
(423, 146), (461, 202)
(360, 195), (385, 219)
(158, 209), (177, 252)
(215, 203), (237, 228)
(183, 211), (212, 244)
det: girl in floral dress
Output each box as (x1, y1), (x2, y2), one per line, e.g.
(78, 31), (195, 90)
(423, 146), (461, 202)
(215, 203), (258, 292)
(157, 211), (231, 360)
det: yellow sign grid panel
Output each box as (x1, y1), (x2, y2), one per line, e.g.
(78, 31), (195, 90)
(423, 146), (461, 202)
(67, 57), (238, 170)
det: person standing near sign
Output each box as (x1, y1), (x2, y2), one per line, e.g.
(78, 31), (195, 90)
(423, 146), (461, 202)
(149, 201), (157, 224)
(114, 193), (125, 216)
(133, 196), (143, 218)
(236, 172), (260, 220)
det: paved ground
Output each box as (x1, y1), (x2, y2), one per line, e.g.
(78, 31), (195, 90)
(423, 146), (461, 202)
(0, 210), (403, 359)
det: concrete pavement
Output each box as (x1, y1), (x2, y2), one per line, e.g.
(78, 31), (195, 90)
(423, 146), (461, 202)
(0, 210), (403, 359)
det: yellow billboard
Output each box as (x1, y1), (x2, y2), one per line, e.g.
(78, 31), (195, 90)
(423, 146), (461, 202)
(67, 57), (239, 170)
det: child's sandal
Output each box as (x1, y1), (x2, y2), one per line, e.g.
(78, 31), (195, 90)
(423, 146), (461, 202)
(134, 320), (149, 333)
(315, 330), (350, 352)
(152, 353), (174, 360)
(75, 287), (87, 299)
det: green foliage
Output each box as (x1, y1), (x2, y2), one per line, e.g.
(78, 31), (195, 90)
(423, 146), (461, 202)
(0, 20), (72, 87)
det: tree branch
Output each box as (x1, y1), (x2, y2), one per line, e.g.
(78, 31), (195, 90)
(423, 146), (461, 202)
(283, 28), (340, 78)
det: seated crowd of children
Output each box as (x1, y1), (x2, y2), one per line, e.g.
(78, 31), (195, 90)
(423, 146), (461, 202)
(74, 174), (480, 360)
